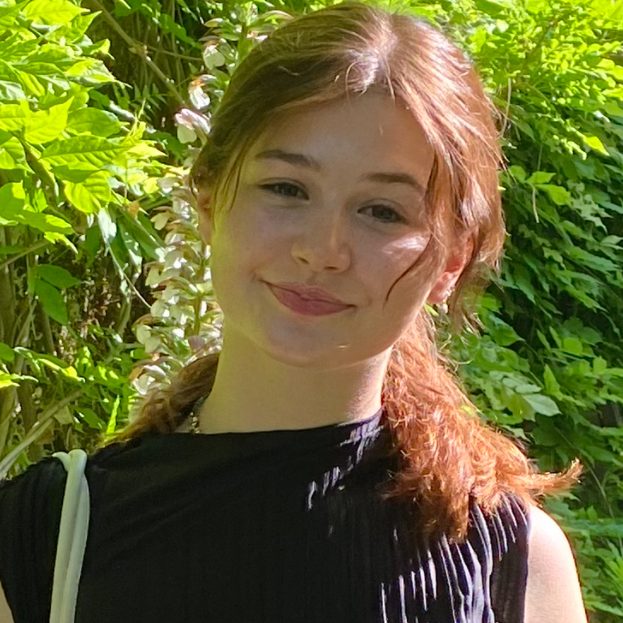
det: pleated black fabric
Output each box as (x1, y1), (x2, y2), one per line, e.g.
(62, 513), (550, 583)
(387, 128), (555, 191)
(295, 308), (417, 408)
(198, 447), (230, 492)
(0, 410), (530, 623)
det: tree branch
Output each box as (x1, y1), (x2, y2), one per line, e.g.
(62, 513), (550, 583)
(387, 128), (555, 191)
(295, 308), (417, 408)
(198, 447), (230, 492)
(0, 240), (50, 272)
(91, 0), (186, 106)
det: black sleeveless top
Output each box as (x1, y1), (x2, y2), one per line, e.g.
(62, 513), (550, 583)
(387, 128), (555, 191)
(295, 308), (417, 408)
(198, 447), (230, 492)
(0, 410), (529, 623)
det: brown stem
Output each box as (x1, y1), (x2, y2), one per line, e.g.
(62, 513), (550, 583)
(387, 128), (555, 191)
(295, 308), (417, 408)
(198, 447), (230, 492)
(0, 239), (50, 272)
(16, 381), (36, 432)
(0, 228), (16, 345)
(90, 0), (186, 106)
(0, 390), (16, 458)
(38, 304), (56, 356)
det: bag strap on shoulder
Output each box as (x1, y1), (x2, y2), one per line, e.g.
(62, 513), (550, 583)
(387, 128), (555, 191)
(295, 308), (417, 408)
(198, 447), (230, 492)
(50, 449), (90, 623)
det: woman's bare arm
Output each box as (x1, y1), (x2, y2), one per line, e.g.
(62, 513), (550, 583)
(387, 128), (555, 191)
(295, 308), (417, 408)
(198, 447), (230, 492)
(525, 505), (588, 623)
(0, 581), (15, 623)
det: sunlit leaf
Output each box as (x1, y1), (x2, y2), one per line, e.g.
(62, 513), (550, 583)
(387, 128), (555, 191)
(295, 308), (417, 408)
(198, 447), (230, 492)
(22, 0), (84, 25)
(66, 58), (115, 84)
(0, 80), (25, 100)
(0, 132), (27, 169)
(582, 134), (610, 156)
(0, 374), (18, 389)
(41, 136), (128, 171)
(66, 108), (122, 138)
(24, 97), (72, 144)
(0, 102), (27, 132)
(64, 171), (114, 214)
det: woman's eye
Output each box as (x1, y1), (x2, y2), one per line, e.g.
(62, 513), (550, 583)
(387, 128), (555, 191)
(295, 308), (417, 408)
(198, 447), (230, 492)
(361, 204), (406, 224)
(260, 182), (307, 199)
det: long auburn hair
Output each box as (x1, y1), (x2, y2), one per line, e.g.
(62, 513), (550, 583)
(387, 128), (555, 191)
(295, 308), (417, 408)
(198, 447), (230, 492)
(117, 2), (580, 540)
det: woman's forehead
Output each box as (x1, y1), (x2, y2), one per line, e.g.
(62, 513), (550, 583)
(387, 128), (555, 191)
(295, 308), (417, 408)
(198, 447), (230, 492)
(243, 93), (434, 189)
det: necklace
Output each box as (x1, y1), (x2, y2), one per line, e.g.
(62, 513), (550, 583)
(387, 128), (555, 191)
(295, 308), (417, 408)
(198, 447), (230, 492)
(189, 395), (207, 434)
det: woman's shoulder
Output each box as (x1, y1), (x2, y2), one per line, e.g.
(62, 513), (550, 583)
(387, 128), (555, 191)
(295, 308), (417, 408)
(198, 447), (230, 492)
(524, 505), (587, 623)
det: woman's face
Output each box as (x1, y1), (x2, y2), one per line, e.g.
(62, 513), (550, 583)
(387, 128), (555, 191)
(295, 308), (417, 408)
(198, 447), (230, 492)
(199, 92), (460, 368)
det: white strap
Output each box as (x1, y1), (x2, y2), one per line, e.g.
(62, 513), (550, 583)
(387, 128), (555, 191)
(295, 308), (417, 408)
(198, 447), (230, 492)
(50, 449), (90, 623)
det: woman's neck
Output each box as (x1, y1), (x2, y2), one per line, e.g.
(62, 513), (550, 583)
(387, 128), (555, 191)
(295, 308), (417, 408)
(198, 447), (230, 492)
(195, 330), (390, 434)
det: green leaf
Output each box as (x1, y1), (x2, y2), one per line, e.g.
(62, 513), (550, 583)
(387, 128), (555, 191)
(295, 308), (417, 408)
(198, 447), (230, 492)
(34, 280), (68, 324)
(506, 165), (526, 182)
(118, 221), (142, 267)
(22, 0), (84, 25)
(118, 211), (161, 260)
(24, 97), (72, 144)
(41, 136), (128, 172)
(0, 182), (26, 224)
(538, 184), (572, 206)
(567, 519), (623, 540)
(0, 102), (27, 132)
(0, 4), (21, 29)
(65, 58), (115, 85)
(126, 143), (166, 159)
(78, 407), (104, 431)
(15, 349), (69, 373)
(581, 134), (610, 156)
(66, 109), (122, 138)
(523, 393), (560, 416)
(0, 245), (21, 255)
(53, 406), (74, 425)
(603, 102), (623, 118)
(0, 184), (73, 235)
(105, 395), (120, 435)
(593, 357), (608, 375)
(0, 80), (25, 101)
(0, 132), (27, 169)
(0, 342), (15, 363)
(36, 264), (80, 289)
(474, 0), (513, 16)
(527, 171), (555, 185)
(488, 318), (522, 346)
(20, 211), (73, 235)
(520, 0), (549, 9)
(515, 382), (542, 394)
(64, 171), (114, 214)
(0, 373), (18, 390)
(543, 365), (561, 397)
(562, 337), (584, 356)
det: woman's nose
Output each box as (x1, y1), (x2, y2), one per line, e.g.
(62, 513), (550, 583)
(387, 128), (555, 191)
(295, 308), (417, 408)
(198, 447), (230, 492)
(291, 210), (352, 273)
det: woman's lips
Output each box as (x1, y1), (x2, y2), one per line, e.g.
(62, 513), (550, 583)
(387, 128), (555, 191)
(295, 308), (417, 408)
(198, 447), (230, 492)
(267, 283), (353, 316)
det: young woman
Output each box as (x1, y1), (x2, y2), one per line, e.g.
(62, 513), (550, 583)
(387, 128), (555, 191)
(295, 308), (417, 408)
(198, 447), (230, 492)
(0, 3), (588, 622)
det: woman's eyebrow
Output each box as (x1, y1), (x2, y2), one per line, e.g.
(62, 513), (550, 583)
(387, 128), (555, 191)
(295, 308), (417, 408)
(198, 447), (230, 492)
(362, 172), (426, 195)
(254, 149), (321, 170)
(254, 148), (426, 195)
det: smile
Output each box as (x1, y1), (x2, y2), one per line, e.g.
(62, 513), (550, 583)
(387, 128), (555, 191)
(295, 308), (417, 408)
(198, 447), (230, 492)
(267, 283), (353, 317)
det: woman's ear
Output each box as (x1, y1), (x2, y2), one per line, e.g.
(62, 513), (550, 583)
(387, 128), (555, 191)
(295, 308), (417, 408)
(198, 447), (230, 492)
(196, 188), (213, 245)
(427, 238), (473, 304)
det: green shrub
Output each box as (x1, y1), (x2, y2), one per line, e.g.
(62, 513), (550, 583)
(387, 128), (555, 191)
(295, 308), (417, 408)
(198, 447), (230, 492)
(0, 0), (167, 473)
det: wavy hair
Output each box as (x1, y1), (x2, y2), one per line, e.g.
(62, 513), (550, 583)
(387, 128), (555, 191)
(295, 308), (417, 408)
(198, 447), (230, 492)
(116, 2), (580, 540)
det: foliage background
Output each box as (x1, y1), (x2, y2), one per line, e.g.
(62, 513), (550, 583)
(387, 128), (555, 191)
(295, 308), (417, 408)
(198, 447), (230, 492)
(0, 0), (621, 619)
